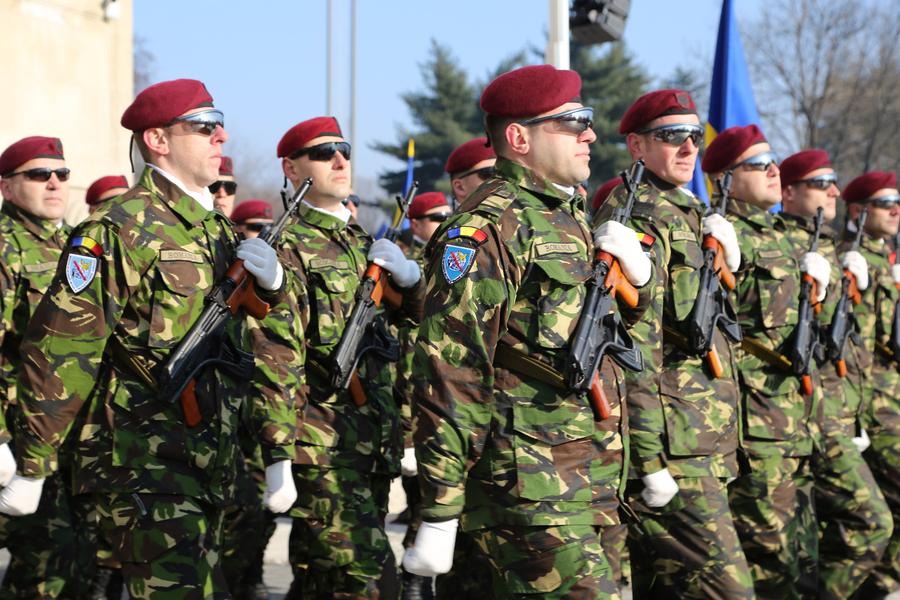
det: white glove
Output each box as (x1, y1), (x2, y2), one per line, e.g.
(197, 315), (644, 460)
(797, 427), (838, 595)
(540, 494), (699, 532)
(401, 447), (418, 477)
(641, 467), (679, 508)
(0, 444), (15, 487)
(403, 518), (459, 576)
(852, 428), (871, 453)
(0, 475), (45, 516)
(593, 221), (652, 287)
(237, 237), (284, 291)
(368, 238), (421, 288)
(800, 252), (832, 303)
(263, 459), (297, 514)
(892, 264), (900, 284)
(841, 251), (869, 292)
(701, 213), (741, 272)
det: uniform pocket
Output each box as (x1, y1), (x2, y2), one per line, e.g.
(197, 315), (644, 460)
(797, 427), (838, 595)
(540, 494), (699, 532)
(148, 260), (208, 349)
(529, 258), (590, 350)
(669, 235), (704, 322)
(308, 263), (357, 348)
(659, 370), (734, 456)
(754, 255), (796, 329)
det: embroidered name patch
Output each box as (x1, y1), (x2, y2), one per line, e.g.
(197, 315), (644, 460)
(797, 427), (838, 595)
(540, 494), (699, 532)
(758, 249), (783, 259)
(671, 230), (696, 242)
(65, 254), (98, 293)
(535, 242), (578, 256)
(160, 250), (204, 263)
(442, 244), (476, 284)
(24, 261), (57, 273)
(309, 258), (349, 270)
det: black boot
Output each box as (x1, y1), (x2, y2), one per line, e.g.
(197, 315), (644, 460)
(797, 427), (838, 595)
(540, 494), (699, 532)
(401, 568), (435, 600)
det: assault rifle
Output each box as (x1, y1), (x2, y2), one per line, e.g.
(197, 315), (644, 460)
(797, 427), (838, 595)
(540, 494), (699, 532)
(564, 160), (645, 421)
(789, 207), (825, 396)
(158, 178), (313, 426)
(687, 171), (742, 378)
(827, 208), (868, 377)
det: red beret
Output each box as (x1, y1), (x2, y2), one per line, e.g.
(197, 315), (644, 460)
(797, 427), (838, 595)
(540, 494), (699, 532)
(231, 199), (274, 224)
(619, 89), (697, 135)
(842, 171), (898, 203)
(0, 136), (64, 175)
(121, 79), (214, 131)
(277, 117), (343, 158)
(779, 150), (831, 188)
(701, 124), (767, 174)
(408, 192), (450, 219)
(219, 156), (234, 176)
(591, 177), (622, 212)
(85, 175), (129, 206)
(480, 65), (582, 118)
(445, 138), (495, 176)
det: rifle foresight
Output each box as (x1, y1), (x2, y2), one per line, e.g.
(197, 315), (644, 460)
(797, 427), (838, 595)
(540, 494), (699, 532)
(614, 159), (645, 223)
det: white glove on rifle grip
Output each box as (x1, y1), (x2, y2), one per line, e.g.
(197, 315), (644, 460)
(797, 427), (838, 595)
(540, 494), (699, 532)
(593, 221), (652, 287)
(400, 447), (418, 477)
(368, 238), (421, 288)
(841, 251), (869, 292)
(0, 443), (15, 487)
(0, 475), (45, 516)
(801, 252), (832, 303)
(237, 237), (284, 291)
(892, 264), (900, 285)
(641, 467), (679, 508)
(402, 518), (459, 576)
(701, 213), (741, 272)
(264, 459), (297, 514)
(852, 428), (871, 453)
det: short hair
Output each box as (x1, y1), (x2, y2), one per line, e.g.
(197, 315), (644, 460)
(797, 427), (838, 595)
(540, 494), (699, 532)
(483, 115), (514, 157)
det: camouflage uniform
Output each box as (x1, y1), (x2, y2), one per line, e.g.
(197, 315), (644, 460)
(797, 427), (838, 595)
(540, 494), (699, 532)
(277, 202), (421, 599)
(781, 213), (892, 599)
(413, 159), (645, 599)
(850, 233), (900, 598)
(0, 201), (84, 598)
(594, 173), (752, 599)
(13, 167), (301, 599)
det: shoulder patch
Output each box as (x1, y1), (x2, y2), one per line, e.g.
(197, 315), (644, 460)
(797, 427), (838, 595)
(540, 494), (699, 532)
(630, 202), (655, 221)
(441, 244), (477, 284)
(446, 226), (488, 246)
(70, 236), (103, 257)
(159, 250), (204, 263)
(65, 253), (98, 293)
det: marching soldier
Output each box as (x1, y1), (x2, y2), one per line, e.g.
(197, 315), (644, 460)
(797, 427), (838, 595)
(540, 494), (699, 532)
(405, 64), (652, 599)
(231, 199), (275, 240)
(445, 137), (496, 208)
(85, 175), (129, 214)
(0, 79), (302, 598)
(211, 155), (237, 218)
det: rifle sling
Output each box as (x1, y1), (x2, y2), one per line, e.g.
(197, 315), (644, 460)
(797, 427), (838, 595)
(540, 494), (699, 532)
(739, 337), (793, 372)
(875, 341), (896, 363)
(493, 342), (566, 390)
(106, 335), (158, 389)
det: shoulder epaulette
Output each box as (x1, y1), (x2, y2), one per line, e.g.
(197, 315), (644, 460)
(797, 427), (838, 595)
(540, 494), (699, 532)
(631, 201), (655, 222)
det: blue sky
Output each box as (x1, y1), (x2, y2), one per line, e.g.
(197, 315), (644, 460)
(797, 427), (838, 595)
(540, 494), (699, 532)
(135, 0), (753, 194)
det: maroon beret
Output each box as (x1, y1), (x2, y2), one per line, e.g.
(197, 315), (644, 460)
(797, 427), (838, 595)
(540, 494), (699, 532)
(701, 124), (767, 173)
(219, 156), (234, 176)
(480, 65), (582, 118)
(445, 138), (495, 176)
(0, 136), (64, 175)
(408, 192), (450, 219)
(85, 175), (129, 206)
(591, 177), (622, 212)
(779, 150), (831, 188)
(121, 79), (214, 131)
(231, 199), (274, 224)
(619, 89), (697, 135)
(277, 117), (343, 158)
(842, 171), (898, 203)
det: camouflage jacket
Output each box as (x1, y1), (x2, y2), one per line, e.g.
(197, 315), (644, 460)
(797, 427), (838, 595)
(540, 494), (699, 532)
(0, 202), (70, 443)
(413, 158), (643, 530)
(277, 204), (423, 475)
(13, 168), (300, 504)
(394, 237), (426, 446)
(594, 173), (740, 479)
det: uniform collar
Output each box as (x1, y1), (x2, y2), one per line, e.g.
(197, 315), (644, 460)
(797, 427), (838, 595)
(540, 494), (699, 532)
(299, 201), (349, 231)
(0, 201), (66, 241)
(642, 169), (706, 212)
(139, 167), (218, 228)
(779, 211), (837, 239)
(495, 158), (574, 206)
(147, 164), (214, 212)
(728, 198), (775, 228)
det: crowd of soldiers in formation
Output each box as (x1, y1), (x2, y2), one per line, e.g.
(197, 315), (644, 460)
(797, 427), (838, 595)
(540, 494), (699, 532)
(0, 63), (896, 600)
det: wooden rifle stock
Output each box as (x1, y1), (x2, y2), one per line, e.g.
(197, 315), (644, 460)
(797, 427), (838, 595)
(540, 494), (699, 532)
(597, 250), (639, 308)
(365, 263), (403, 309)
(589, 372), (611, 420)
(704, 237), (736, 291)
(803, 274), (822, 315)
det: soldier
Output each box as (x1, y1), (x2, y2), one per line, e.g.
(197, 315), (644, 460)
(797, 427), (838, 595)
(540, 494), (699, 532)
(445, 137), (496, 208)
(404, 64), (652, 599)
(275, 115), (423, 598)
(211, 155), (237, 218)
(839, 171), (900, 599)
(594, 91), (753, 598)
(0, 79), (302, 598)
(590, 177), (621, 216)
(231, 199), (275, 239)
(85, 175), (129, 214)
(779, 151), (892, 599)
(0, 136), (82, 597)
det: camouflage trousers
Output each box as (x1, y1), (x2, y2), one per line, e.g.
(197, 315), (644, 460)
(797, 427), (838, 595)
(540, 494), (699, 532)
(812, 432), (893, 599)
(96, 492), (228, 599)
(597, 523), (628, 587)
(856, 425), (900, 598)
(468, 524), (620, 599)
(434, 528), (494, 599)
(287, 464), (395, 599)
(728, 453), (815, 599)
(626, 475), (754, 599)
(0, 471), (84, 599)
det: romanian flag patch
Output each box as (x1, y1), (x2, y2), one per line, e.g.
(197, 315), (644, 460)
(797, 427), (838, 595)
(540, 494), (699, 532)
(637, 232), (656, 248)
(71, 236), (103, 257)
(446, 226), (488, 246)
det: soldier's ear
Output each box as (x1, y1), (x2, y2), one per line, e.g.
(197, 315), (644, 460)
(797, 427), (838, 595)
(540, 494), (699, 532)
(0, 178), (11, 202)
(505, 123), (530, 156)
(625, 133), (643, 159)
(142, 127), (169, 157)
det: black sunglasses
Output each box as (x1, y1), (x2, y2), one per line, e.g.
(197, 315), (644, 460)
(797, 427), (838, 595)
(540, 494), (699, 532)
(208, 180), (238, 194)
(456, 166), (495, 181)
(4, 167), (71, 182)
(414, 212), (451, 223)
(518, 107), (595, 135)
(796, 173), (838, 191)
(869, 194), (900, 209)
(290, 141), (351, 162)
(169, 109), (225, 136)
(734, 150), (779, 172)
(241, 222), (271, 232)
(637, 123), (705, 149)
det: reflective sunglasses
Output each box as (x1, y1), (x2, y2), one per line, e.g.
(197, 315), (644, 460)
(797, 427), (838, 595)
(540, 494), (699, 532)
(518, 107), (595, 135)
(414, 211), (451, 223)
(208, 180), (238, 195)
(290, 141), (351, 162)
(869, 194), (900, 209)
(169, 109), (225, 136)
(796, 173), (838, 191)
(456, 166), (495, 181)
(734, 150), (779, 172)
(637, 123), (704, 148)
(4, 167), (71, 182)
(241, 222), (271, 232)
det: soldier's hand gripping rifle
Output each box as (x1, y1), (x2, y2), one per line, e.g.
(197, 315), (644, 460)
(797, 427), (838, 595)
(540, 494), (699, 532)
(687, 171), (742, 378)
(157, 178), (313, 426)
(564, 160), (645, 421)
(789, 207), (825, 396)
(330, 182), (419, 407)
(827, 207), (868, 377)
